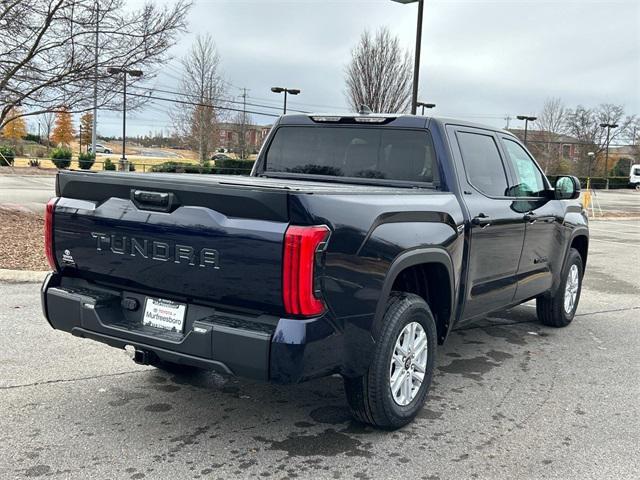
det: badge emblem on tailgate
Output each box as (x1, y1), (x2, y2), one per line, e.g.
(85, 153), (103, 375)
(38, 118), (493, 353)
(91, 232), (220, 269)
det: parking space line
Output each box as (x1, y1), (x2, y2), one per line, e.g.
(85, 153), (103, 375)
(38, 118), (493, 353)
(590, 238), (638, 246)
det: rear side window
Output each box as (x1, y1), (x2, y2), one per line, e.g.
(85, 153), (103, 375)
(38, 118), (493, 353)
(264, 126), (439, 185)
(457, 131), (508, 197)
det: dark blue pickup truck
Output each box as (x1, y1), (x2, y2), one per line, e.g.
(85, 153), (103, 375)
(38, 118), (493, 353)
(42, 114), (588, 428)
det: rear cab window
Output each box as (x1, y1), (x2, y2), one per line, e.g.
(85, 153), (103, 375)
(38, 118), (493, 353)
(262, 126), (440, 187)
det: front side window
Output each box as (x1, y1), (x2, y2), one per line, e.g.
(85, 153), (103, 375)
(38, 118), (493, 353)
(457, 131), (508, 197)
(503, 139), (547, 197)
(264, 126), (439, 185)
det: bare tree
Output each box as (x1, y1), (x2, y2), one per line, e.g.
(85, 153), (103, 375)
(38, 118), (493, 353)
(233, 110), (253, 160)
(534, 97), (567, 172)
(565, 104), (636, 176)
(0, 0), (191, 130)
(345, 27), (413, 114)
(38, 112), (56, 150)
(172, 34), (225, 163)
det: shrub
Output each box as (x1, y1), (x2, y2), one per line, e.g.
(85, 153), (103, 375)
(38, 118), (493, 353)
(128, 162), (136, 172)
(0, 145), (15, 166)
(547, 175), (632, 190)
(211, 158), (255, 175)
(151, 161), (212, 174)
(103, 158), (116, 171)
(28, 159), (41, 167)
(78, 152), (95, 170)
(51, 147), (72, 169)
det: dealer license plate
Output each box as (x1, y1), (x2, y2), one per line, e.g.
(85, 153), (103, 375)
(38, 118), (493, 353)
(142, 297), (186, 333)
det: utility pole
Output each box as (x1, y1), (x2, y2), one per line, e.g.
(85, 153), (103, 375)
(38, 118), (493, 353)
(91, 0), (99, 155)
(240, 88), (248, 159)
(79, 123), (83, 155)
(600, 122), (618, 190)
(504, 115), (512, 129)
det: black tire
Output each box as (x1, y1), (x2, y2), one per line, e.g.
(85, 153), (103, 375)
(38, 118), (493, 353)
(536, 248), (583, 327)
(344, 292), (437, 429)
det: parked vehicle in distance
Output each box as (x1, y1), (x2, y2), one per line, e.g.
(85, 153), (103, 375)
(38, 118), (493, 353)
(41, 113), (588, 428)
(88, 143), (113, 154)
(629, 164), (640, 190)
(211, 153), (231, 161)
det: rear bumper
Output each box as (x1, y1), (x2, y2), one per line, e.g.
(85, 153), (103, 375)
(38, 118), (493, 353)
(41, 273), (342, 383)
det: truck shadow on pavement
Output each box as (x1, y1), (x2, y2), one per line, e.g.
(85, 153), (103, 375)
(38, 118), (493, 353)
(70, 303), (556, 478)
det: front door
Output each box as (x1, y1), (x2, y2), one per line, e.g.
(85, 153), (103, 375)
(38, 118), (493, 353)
(448, 127), (526, 321)
(499, 136), (564, 302)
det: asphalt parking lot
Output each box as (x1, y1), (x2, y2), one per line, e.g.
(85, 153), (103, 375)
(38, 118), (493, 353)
(1, 219), (639, 479)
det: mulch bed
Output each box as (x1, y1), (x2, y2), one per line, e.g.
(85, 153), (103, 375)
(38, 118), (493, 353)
(0, 208), (49, 271)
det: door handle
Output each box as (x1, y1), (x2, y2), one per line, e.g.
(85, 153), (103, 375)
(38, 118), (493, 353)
(523, 213), (538, 223)
(472, 214), (491, 228)
(130, 189), (177, 212)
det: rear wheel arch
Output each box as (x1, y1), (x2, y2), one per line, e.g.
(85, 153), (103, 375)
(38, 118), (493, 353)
(374, 249), (454, 344)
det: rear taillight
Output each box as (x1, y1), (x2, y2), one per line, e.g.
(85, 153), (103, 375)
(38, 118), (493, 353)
(44, 198), (58, 271)
(283, 225), (330, 317)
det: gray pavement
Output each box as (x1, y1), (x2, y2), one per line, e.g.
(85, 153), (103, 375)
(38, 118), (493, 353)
(0, 219), (639, 479)
(0, 175), (56, 213)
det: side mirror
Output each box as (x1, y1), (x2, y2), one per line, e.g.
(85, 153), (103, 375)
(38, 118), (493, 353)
(555, 175), (581, 200)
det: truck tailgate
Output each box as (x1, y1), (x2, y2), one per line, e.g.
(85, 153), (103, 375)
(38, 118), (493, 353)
(52, 171), (289, 313)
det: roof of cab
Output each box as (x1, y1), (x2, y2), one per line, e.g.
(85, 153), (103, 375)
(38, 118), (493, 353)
(277, 113), (515, 138)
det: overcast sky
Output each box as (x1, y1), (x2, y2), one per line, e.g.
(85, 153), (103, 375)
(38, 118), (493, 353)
(97, 0), (639, 137)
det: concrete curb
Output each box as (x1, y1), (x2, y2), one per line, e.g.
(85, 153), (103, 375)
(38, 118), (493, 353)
(0, 269), (48, 283)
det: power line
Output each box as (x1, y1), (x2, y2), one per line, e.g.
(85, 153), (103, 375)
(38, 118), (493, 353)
(120, 90), (282, 118)
(129, 85), (310, 114)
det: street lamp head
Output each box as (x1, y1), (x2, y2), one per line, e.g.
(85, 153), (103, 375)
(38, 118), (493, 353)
(390, 0), (420, 3)
(417, 102), (435, 109)
(517, 115), (537, 121)
(287, 89), (301, 95)
(271, 87), (284, 93)
(128, 70), (143, 77)
(107, 67), (122, 75)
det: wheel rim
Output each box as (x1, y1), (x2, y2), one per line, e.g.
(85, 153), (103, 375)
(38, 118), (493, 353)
(389, 321), (428, 406)
(564, 264), (580, 314)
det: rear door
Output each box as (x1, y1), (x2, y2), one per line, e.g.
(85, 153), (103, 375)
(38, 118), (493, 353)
(448, 127), (525, 320)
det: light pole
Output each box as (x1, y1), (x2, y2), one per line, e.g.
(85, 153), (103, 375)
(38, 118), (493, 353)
(516, 115), (537, 146)
(271, 87), (300, 114)
(416, 102), (435, 115)
(391, 0), (424, 115)
(587, 151), (595, 189)
(108, 67), (143, 171)
(600, 122), (618, 190)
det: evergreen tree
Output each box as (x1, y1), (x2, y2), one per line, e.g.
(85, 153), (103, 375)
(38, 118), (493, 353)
(51, 107), (74, 146)
(79, 112), (93, 151)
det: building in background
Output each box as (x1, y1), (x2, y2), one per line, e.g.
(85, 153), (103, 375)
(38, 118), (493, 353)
(217, 123), (272, 153)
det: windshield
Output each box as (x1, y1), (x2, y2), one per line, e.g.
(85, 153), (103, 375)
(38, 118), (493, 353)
(263, 126), (439, 186)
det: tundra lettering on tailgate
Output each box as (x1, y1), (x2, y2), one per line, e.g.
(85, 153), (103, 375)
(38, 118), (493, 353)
(90, 232), (220, 269)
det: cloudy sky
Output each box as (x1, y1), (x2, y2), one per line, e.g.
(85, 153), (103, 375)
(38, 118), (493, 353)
(98, 0), (639, 137)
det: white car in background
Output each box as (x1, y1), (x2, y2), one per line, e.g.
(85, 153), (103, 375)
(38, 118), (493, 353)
(630, 164), (640, 190)
(88, 143), (113, 154)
